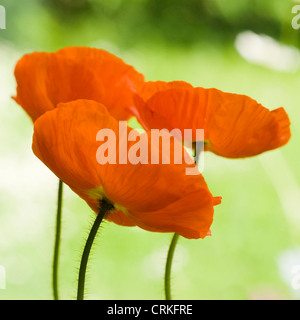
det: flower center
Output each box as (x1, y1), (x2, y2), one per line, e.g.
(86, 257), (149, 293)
(86, 186), (128, 215)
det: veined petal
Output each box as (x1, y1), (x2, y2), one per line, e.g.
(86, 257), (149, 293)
(93, 207), (136, 227)
(126, 189), (218, 239)
(132, 81), (193, 131)
(13, 52), (56, 122)
(13, 47), (145, 122)
(32, 99), (218, 238)
(56, 47), (145, 120)
(32, 100), (109, 202)
(203, 88), (291, 157)
(134, 84), (291, 158)
(137, 80), (192, 101)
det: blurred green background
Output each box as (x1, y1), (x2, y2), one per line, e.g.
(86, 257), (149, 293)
(1, 0), (300, 300)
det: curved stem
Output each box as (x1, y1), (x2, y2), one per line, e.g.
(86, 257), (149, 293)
(77, 200), (113, 300)
(164, 233), (179, 300)
(164, 145), (201, 300)
(53, 179), (63, 300)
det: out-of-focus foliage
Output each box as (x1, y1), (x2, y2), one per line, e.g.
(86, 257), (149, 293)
(1, 0), (298, 50)
(1, 0), (299, 300)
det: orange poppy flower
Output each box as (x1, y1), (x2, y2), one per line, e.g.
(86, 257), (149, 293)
(133, 81), (291, 158)
(13, 46), (145, 122)
(32, 99), (221, 239)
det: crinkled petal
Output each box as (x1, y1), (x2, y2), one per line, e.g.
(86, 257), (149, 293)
(32, 99), (218, 238)
(13, 47), (145, 121)
(134, 85), (291, 158)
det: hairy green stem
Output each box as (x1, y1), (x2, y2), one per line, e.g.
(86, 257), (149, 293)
(53, 179), (63, 300)
(164, 233), (179, 300)
(164, 146), (202, 300)
(77, 200), (113, 300)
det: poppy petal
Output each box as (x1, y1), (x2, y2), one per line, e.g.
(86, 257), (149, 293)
(13, 47), (145, 121)
(100, 209), (137, 227)
(136, 80), (192, 101)
(32, 99), (217, 238)
(32, 100), (109, 204)
(134, 85), (291, 158)
(57, 47), (145, 120)
(127, 190), (217, 239)
(13, 52), (56, 121)
(203, 88), (291, 157)
(132, 81), (192, 130)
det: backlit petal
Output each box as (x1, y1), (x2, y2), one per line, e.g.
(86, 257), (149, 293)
(13, 47), (144, 121)
(127, 188), (217, 239)
(32, 99), (218, 239)
(134, 84), (291, 158)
